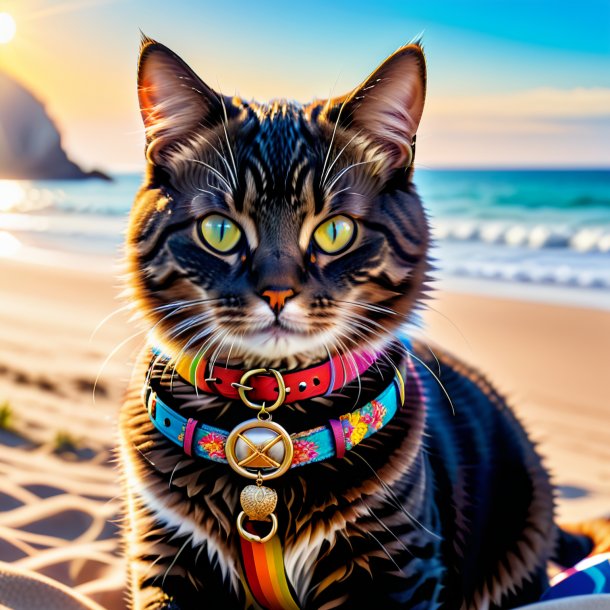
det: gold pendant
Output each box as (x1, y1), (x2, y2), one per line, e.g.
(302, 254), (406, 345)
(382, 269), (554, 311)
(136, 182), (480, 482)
(229, 368), (291, 543)
(236, 482), (279, 543)
(240, 484), (278, 520)
(226, 419), (291, 542)
(225, 418), (293, 480)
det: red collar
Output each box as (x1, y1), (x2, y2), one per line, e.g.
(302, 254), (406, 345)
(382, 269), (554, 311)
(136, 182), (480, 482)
(152, 347), (379, 407)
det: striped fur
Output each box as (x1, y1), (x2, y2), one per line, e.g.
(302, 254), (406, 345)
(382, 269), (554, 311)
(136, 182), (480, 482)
(120, 37), (569, 609)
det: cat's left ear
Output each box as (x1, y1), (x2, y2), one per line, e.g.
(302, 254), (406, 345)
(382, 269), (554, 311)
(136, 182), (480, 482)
(324, 43), (426, 171)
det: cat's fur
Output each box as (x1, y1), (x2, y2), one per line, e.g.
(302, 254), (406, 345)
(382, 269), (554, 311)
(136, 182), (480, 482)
(119, 37), (594, 609)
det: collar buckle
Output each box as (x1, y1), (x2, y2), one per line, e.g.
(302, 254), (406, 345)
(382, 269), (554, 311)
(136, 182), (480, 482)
(232, 368), (287, 412)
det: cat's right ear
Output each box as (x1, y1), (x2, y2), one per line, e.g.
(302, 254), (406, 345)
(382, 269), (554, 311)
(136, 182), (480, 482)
(137, 35), (226, 163)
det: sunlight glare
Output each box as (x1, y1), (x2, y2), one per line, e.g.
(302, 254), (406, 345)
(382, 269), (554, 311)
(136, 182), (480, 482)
(0, 13), (16, 44)
(0, 231), (21, 257)
(0, 180), (25, 212)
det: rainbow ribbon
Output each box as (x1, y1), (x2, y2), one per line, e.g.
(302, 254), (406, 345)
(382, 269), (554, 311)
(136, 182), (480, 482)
(240, 524), (300, 610)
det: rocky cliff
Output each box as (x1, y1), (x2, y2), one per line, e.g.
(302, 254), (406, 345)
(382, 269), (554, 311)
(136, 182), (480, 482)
(0, 71), (110, 180)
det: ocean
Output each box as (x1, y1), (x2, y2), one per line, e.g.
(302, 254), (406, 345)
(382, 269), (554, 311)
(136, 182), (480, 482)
(1, 169), (609, 308)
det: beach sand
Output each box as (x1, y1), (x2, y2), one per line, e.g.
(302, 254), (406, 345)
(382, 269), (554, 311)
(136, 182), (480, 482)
(0, 257), (134, 609)
(422, 289), (610, 524)
(0, 256), (608, 608)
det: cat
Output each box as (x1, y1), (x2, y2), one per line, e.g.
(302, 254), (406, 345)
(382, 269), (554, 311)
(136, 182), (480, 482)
(119, 35), (596, 610)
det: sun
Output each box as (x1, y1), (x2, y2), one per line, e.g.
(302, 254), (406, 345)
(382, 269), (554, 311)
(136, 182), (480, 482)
(0, 12), (16, 44)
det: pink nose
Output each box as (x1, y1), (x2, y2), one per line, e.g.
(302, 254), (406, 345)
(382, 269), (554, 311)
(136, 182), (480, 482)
(261, 288), (295, 315)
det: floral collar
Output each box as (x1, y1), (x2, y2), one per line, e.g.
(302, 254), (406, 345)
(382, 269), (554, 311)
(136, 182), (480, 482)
(144, 342), (411, 547)
(145, 363), (406, 469)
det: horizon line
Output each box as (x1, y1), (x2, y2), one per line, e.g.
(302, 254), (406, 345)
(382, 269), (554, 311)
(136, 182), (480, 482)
(102, 165), (610, 176)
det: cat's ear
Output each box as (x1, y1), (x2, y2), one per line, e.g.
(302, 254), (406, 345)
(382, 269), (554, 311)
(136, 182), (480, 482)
(137, 35), (227, 162)
(324, 43), (426, 170)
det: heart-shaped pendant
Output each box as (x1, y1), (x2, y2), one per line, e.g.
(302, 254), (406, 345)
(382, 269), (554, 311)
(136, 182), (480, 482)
(240, 484), (278, 521)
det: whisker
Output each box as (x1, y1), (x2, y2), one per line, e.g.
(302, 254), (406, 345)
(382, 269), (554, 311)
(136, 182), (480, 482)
(359, 525), (406, 575)
(420, 340), (442, 377)
(196, 133), (237, 189)
(93, 328), (146, 403)
(325, 185), (352, 202)
(395, 343), (456, 416)
(333, 334), (362, 406)
(423, 303), (473, 354)
(89, 303), (133, 341)
(160, 537), (191, 587)
(168, 325), (218, 390)
(207, 329), (232, 373)
(336, 300), (452, 393)
(335, 313), (394, 366)
(143, 314), (214, 391)
(168, 459), (185, 487)
(336, 299), (399, 316)
(321, 129), (362, 187)
(325, 159), (377, 194)
(168, 326), (211, 391)
(187, 158), (232, 192)
(177, 327), (227, 395)
(197, 187), (217, 198)
(351, 451), (441, 541)
(320, 93), (351, 187)
(219, 94), (239, 186)
(224, 330), (242, 368)
(361, 498), (414, 557)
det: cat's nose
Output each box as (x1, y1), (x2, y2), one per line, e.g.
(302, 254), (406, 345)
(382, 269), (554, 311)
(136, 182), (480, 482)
(260, 287), (296, 315)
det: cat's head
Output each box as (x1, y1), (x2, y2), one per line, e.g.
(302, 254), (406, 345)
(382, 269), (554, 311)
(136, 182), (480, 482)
(126, 36), (429, 368)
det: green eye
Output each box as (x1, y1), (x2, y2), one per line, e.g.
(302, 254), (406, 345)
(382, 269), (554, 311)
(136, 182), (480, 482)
(313, 215), (356, 254)
(200, 214), (242, 253)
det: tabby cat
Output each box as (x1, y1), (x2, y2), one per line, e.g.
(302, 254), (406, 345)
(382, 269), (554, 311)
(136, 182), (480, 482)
(119, 36), (592, 610)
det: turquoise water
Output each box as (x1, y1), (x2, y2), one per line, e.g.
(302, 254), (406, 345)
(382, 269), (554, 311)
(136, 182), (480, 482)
(419, 170), (610, 217)
(1, 169), (609, 294)
(417, 170), (610, 291)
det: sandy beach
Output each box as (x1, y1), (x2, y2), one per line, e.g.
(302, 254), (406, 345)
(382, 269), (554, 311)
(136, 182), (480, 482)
(0, 255), (608, 608)
(0, 256), (134, 609)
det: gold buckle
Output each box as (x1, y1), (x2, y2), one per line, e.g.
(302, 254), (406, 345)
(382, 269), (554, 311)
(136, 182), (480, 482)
(233, 368), (287, 412)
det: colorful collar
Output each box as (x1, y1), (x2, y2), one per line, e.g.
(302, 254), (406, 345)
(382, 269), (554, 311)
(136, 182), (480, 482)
(146, 366), (406, 469)
(145, 346), (411, 610)
(151, 346), (379, 407)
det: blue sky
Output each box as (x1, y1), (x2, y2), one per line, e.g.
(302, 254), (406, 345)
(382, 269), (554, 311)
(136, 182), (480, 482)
(1, 0), (608, 170)
(128, 0), (610, 93)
